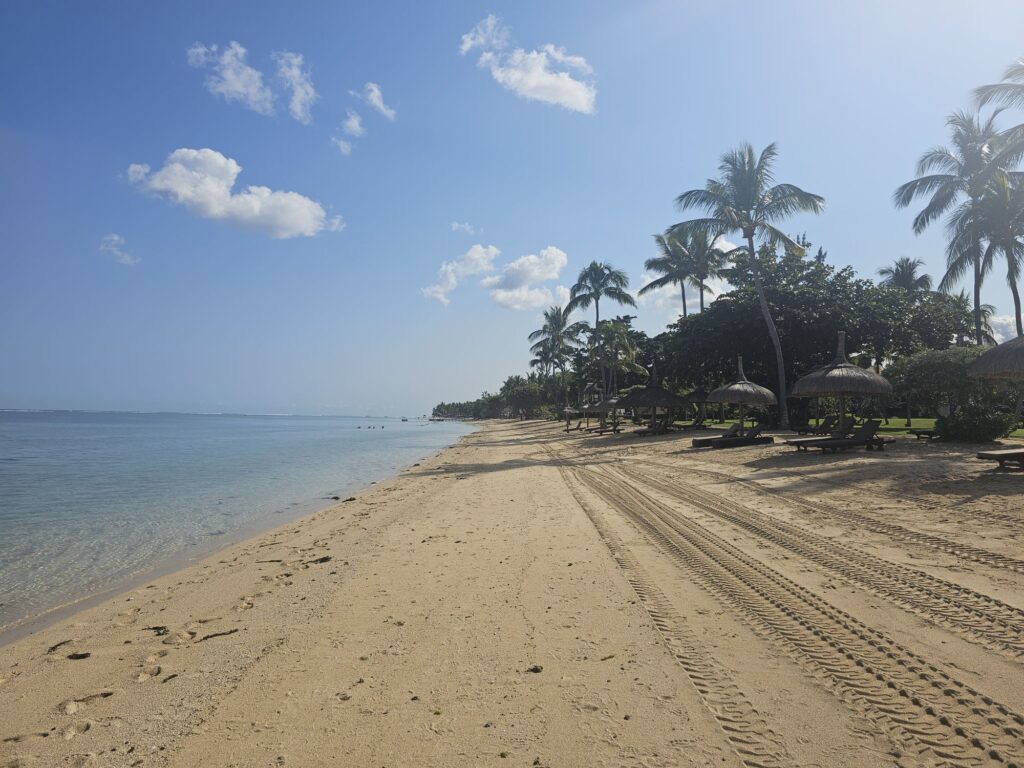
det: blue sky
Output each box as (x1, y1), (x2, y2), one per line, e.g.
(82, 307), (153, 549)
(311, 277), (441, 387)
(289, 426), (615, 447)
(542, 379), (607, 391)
(3, 1), (1024, 415)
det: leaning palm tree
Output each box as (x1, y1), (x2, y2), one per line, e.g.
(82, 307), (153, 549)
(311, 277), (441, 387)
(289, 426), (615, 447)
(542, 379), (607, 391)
(894, 111), (1009, 344)
(639, 233), (693, 316)
(672, 143), (824, 428)
(877, 257), (933, 292)
(946, 174), (1024, 337)
(567, 262), (636, 395)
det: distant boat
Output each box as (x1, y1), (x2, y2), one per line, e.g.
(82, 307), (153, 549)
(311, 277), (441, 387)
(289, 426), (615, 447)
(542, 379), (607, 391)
(401, 417), (408, 422)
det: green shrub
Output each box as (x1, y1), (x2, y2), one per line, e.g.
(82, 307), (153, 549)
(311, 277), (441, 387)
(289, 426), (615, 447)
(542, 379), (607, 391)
(937, 401), (1017, 443)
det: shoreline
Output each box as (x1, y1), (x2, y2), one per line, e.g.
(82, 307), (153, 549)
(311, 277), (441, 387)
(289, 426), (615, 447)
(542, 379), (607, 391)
(0, 424), (476, 648)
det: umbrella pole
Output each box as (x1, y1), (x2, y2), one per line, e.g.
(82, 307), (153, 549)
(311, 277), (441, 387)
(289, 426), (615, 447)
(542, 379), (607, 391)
(739, 403), (745, 435)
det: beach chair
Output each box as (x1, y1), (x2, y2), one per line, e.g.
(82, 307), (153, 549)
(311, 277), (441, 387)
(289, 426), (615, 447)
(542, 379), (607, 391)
(791, 420), (882, 453)
(692, 422), (742, 448)
(796, 415), (835, 435)
(633, 414), (672, 437)
(976, 448), (1024, 469)
(675, 415), (707, 431)
(910, 427), (941, 441)
(710, 424), (774, 449)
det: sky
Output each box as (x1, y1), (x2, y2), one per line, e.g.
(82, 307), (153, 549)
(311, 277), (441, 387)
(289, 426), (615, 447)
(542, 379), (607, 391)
(3, 0), (1024, 416)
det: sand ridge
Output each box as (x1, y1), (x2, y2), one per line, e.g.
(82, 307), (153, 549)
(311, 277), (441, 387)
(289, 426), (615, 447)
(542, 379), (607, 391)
(1, 420), (1022, 767)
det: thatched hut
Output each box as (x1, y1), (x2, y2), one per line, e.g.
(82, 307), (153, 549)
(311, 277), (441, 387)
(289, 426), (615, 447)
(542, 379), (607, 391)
(707, 356), (777, 431)
(791, 331), (892, 419)
(969, 336), (1024, 380)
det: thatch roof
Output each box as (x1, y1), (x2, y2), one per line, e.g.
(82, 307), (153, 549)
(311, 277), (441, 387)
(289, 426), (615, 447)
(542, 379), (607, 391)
(582, 398), (618, 414)
(707, 356), (777, 405)
(969, 336), (1024, 380)
(790, 332), (892, 397)
(617, 386), (691, 410)
(682, 387), (709, 403)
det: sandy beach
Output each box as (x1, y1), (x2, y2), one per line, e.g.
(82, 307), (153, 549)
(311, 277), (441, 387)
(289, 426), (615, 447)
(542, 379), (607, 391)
(2, 420), (1023, 767)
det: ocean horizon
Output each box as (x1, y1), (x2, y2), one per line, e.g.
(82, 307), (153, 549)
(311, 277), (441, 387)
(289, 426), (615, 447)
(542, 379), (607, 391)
(0, 410), (473, 638)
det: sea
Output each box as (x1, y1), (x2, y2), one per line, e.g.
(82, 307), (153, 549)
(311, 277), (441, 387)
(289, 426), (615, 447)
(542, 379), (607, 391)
(0, 410), (473, 638)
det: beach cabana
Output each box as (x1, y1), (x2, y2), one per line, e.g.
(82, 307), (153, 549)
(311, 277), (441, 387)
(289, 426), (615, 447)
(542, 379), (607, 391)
(617, 374), (691, 431)
(707, 356), (777, 432)
(790, 331), (892, 425)
(969, 336), (1024, 380)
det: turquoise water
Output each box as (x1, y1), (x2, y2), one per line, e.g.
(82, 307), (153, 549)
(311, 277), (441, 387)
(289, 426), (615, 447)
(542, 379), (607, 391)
(0, 411), (473, 634)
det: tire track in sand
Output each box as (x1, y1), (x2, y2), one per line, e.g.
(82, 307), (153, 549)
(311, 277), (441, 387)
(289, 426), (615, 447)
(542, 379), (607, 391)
(551, 453), (793, 768)
(570, 463), (1024, 768)
(629, 459), (1024, 576)
(618, 463), (1024, 657)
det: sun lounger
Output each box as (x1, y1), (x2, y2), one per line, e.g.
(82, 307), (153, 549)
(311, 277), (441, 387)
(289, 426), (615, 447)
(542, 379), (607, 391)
(910, 428), (941, 441)
(710, 425), (774, 449)
(796, 415), (834, 435)
(633, 414), (673, 437)
(692, 422), (742, 448)
(976, 448), (1024, 469)
(791, 420), (882, 452)
(674, 416), (707, 431)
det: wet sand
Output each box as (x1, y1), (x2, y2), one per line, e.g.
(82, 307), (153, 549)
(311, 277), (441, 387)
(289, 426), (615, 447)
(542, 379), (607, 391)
(2, 420), (1022, 767)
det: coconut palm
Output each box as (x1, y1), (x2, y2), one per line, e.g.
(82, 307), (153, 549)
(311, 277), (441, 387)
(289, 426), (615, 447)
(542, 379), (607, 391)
(946, 174), (1024, 337)
(893, 111), (1009, 344)
(639, 233), (693, 317)
(877, 257), (933, 292)
(687, 231), (735, 311)
(976, 59), (1024, 112)
(567, 262), (637, 395)
(528, 305), (588, 402)
(672, 142), (824, 428)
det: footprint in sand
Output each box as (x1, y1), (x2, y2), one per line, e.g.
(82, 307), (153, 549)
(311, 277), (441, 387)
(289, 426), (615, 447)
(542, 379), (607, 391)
(136, 664), (161, 683)
(59, 690), (113, 715)
(62, 720), (91, 740)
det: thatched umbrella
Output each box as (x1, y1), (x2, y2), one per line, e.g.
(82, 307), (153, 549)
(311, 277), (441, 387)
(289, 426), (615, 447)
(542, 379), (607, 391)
(791, 331), (892, 421)
(707, 356), (777, 431)
(618, 367), (691, 428)
(969, 336), (1024, 380)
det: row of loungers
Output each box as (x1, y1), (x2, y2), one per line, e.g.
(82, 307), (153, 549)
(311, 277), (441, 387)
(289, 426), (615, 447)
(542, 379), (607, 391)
(786, 419), (890, 452)
(692, 423), (774, 449)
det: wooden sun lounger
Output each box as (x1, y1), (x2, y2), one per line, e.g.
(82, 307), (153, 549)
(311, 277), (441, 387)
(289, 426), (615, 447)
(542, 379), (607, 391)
(791, 420), (882, 453)
(674, 416), (708, 431)
(692, 423), (742, 448)
(796, 415), (834, 435)
(910, 428), (940, 441)
(977, 448), (1024, 469)
(710, 425), (774, 449)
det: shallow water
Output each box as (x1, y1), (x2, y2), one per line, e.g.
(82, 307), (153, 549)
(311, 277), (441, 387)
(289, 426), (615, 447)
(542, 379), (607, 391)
(0, 411), (473, 633)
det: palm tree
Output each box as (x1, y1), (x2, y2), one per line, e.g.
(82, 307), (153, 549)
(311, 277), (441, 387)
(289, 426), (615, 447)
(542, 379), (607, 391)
(639, 233), (693, 316)
(977, 59), (1024, 111)
(567, 262), (637, 395)
(528, 305), (588, 401)
(877, 257), (933, 292)
(893, 111), (1008, 344)
(640, 230), (732, 314)
(673, 143), (824, 428)
(946, 174), (1024, 337)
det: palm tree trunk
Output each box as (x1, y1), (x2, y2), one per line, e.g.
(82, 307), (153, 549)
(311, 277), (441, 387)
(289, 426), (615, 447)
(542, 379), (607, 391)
(973, 241), (983, 345)
(1010, 278), (1023, 338)
(595, 299), (605, 397)
(747, 234), (790, 428)
(680, 284), (688, 317)
(699, 284), (705, 312)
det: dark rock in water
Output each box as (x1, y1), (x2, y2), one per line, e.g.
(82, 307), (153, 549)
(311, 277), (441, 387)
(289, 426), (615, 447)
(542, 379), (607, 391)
(330, 495), (341, 500)
(343, 497), (356, 503)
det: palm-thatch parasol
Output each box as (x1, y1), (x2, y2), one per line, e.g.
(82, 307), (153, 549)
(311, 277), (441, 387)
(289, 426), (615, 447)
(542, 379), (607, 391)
(707, 356), (777, 431)
(615, 366), (690, 428)
(969, 336), (1024, 380)
(790, 331), (892, 420)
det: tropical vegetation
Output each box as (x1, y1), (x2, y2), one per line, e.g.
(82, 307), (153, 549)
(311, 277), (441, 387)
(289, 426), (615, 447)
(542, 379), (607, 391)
(435, 59), (1024, 440)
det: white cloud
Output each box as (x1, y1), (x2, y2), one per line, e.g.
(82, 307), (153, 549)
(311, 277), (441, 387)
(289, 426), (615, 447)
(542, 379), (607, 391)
(450, 221), (476, 235)
(482, 246), (568, 310)
(459, 14), (509, 55)
(129, 148), (341, 239)
(422, 244), (500, 306)
(187, 41), (275, 116)
(273, 51), (316, 124)
(99, 233), (139, 265)
(989, 315), (1018, 343)
(555, 285), (571, 306)
(331, 137), (353, 156)
(460, 17), (596, 114)
(343, 109), (365, 137)
(350, 82), (395, 120)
